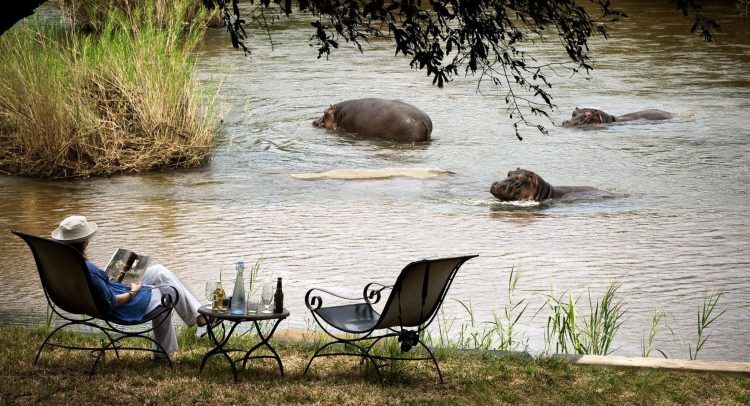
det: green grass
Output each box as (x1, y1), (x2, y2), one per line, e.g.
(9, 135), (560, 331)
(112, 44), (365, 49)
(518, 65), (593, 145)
(0, 0), (217, 178)
(0, 325), (747, 405)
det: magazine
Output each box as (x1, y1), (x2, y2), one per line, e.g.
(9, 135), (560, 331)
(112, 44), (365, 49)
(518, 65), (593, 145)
(104, 248), (151, 284)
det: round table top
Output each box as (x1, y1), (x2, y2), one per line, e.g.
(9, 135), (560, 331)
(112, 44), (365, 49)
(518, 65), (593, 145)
(198, 305), (290, 321)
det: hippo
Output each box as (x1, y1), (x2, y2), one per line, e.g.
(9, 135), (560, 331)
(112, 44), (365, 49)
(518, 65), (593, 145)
(490, 168), (596, 201)
(312, 98), (432, 142)
(562, 107), (675, 127)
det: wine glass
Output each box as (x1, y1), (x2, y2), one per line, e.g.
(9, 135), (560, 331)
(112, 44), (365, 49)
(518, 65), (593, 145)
(261, 283), (274, 313)
(205, 281), (217, 303)
(206, 281), (219, 310)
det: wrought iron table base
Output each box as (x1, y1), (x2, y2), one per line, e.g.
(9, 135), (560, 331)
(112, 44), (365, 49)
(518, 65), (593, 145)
(199, 318), (285, 382)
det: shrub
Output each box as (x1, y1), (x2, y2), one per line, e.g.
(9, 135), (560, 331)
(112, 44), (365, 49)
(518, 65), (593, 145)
(0, 0), (217, 178)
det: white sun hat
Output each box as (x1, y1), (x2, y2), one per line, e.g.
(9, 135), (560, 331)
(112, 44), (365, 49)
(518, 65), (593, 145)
(51, 215), (98, 243)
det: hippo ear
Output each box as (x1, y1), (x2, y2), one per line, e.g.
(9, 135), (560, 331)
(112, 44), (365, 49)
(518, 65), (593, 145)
(527, 171), (539, 186)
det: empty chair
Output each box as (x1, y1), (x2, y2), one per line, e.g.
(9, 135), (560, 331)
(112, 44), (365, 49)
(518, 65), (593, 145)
(304, 255), (477, 384)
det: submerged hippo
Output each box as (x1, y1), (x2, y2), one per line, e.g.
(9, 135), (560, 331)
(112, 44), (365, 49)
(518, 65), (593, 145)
(312, 98), (433, 142)
(562, 107), (675, 127)
(490, 168), (596, 201)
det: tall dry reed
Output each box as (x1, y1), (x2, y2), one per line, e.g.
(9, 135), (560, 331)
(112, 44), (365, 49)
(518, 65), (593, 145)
(0, 0), (216, 178)
(58, 0), (222, 32)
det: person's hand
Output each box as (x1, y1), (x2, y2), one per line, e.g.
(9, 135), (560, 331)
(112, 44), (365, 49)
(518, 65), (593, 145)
(130, 281), (142, 294)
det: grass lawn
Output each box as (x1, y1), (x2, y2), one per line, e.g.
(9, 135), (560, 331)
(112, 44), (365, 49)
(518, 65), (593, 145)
(0, 325), (748, 405)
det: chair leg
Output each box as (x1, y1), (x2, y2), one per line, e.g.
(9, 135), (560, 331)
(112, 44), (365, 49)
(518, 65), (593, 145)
(104, 336), (173, 367)
(304, 340), (341, 375)
(360, 344), (384, 386)
(360, 335), (388, 365)
(34, 321), (74, 364)
(88, 347), (106, 380)
(418, 338), (444, 384)
(305, 339), (385, 385)
(35, 320), (118, 363)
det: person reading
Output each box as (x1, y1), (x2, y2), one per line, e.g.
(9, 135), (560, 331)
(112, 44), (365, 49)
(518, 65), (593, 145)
(50, 215), (208, 363)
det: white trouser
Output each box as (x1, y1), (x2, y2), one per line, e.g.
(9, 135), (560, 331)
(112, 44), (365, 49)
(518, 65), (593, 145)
(142, 265), (201, 356)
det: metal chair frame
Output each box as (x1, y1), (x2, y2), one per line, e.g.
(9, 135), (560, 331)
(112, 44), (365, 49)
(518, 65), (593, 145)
(13, 231), (180, 378)
(304, 255), (477, 385)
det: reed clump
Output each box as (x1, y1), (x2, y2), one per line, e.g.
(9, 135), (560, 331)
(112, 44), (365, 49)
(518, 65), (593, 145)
(57, 0), (223, 32)
(0, 0), (216, 178)
(544, 282), (626, 356)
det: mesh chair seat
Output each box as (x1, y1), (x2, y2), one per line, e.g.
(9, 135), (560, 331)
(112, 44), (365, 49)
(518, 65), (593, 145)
(314, 303), (380, 334)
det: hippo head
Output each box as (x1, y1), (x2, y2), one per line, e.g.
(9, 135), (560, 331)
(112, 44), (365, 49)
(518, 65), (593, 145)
(312, 105), (338, 130)
(562, 107), (609, 127)
(490, 168), (553, 202)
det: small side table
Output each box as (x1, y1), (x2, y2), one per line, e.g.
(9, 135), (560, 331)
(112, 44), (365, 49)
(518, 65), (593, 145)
(198, 305), (289, 382)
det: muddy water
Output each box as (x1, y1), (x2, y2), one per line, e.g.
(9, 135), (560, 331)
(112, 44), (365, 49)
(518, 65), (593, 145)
(1, 1), (749, 360)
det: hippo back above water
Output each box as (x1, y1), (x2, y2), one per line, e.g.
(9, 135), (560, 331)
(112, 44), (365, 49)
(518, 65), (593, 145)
(313, 98), (433, 142)
(562, 107), (675, 127)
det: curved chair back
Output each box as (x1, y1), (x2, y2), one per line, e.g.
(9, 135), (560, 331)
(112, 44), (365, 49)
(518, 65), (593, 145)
(374, 255), (477, 330)
(12, 231), (104, 318)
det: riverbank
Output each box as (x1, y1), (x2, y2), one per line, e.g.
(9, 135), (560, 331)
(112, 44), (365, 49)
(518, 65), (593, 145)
(0, 0), (216, 178)
(1, 326), (747, 404)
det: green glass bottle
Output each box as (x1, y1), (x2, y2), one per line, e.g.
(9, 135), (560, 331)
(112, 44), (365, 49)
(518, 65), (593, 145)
(273, 277), (283, 313)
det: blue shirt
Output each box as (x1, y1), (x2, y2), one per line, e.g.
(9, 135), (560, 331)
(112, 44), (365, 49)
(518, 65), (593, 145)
(86, 261), (152, 323)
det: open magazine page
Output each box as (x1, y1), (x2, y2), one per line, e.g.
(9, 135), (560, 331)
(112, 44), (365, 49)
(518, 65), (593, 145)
(104, 248), (150, 283)
(123, 254), (150, 284)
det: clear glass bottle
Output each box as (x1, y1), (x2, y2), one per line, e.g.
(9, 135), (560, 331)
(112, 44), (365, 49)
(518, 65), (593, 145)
(230, 261), (247, 315)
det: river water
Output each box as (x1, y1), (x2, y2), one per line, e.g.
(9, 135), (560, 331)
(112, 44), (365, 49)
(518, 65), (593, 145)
(1, 1), (748, 361)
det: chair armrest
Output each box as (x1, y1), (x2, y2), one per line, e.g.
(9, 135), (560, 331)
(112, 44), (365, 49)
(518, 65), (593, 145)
(305, 288), (364, 311)
(363, 282), (393, 306)
(159, 285), (180, 309)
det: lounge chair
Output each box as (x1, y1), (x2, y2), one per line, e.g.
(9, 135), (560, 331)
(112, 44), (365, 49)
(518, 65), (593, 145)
(304, 255), (477, 384)
(12, 231), (179, 377)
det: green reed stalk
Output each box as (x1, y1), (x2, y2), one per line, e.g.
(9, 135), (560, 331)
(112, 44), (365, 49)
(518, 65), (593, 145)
(484, 266), (529, 352)
(585, 282), (625, 355)
(641, 308), (668, 358)
(455, 299), (488, 350)
(689, 289), (726, 360)
(246, 257), (264, 297)
(543, 291), (580, 354)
